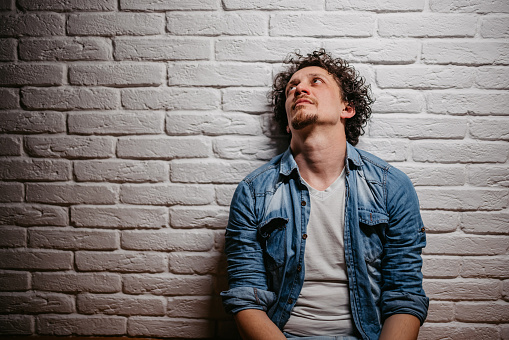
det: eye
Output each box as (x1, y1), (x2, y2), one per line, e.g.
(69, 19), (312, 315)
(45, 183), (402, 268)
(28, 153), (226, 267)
(313, 78), (323, 84)
(287, 85), (297, 94)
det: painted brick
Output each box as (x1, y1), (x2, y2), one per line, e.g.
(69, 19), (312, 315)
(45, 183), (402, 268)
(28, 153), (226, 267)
(425, 234), (508, 255)
(71, 205), (167, 229)
(0, 271), (30, 291)
(0, 159), (70, 181)
(356, 138), (409, 162)
(503, 324), (509, 340)
(74, 160), (167, 183)
(168, 63), (270, 87)
(213, 136), (282, 160)
(114, 37), (211, 61)
(0, 13), (65, 36)
(426, 301), (455, 322)
(25, 136), (115, 159)
(461, 212), (509, 234)
(171, 159), (263, 183)
(429, 0), (509, 13)
(326, 0), (424, 11)
(419, 323), (499, 340)
(167, 296), (225, 318)
(0, 204), (68, 226)
(0, 111), (65, 133)
(75, 251), (166, 273)
(481, 16), (509, 38)
(476, 67), (509, 89)
(166, 112), (262, 136)
(467, 165), (509, 187)
(0, 88), (19, 109)
(376, 66), (474, 89)
(67, 13), (164, 36)
(426, 91), (509, 115)
(0, 136), (21, 156)
(424, 279), (500, 300)
(121, 88), (220, 110)
(0, 64), (63, 86)
(0, 227), (25, 247)
(123, 274), (213, 296)
(19, 37), (111, 61)
(455, 301), (509, 322)
(215, 185), (236, 206)
(69, 111), (164, 135)
(324, 39), (419, 64)
(214, 230), (226, 251)
(26, 183), (117, 205)
(128, 317), (214, 338)
(270, 13), (374, 37)
(167, 12), (266, 36)
(412, 141), (508, 163)
(170, 206), (229, 229)
(0, 249), (72, 270)
(77, 293), (165, 316)
(420, 211), (459, 233)
(369, 115), (467, 139)
(397, 164), (466, 186)
(120, 184), (214, 205)
(117, 137), (211, 159)
(371, 90), (424, 113)
(0, 292), (73, 314)
(21, 87), (119, 110)
(0, 315), (33, 335)
(0, 38), (15, 61)
(469, 118), (509, 140)
(223, 0), (323, 10)
(378, 14), (477, 37)
(29, 228), (118, 250)
(33, 272), (121, 293)
(422, 256), (461, 278)
(169, 252), (223, 274)
(461, 257), (509, 279)
(120, 0), (218, 10)
(417, 187), (508, 211)
(222, 88), (271, 113)
(121, 230), (214, 251)
(504, 281), (509, 302)
(18, 0), (116, 11)
(37, 315), (126, 336)
(69, 63), (164, 87)
(422, 41), (509, 65)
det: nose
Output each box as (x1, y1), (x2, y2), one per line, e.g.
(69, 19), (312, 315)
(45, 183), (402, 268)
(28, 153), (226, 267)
(295, 82), (310, 95)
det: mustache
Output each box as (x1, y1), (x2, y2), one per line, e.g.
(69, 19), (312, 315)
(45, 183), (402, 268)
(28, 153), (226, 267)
(291, 95), (315, 110)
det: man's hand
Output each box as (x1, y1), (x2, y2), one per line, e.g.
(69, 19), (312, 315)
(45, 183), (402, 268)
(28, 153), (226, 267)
(234, 309), (287, 340)
(379, 314), (421, 340)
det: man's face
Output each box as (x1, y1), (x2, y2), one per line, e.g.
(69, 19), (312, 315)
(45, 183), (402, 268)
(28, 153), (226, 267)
(284, 66), (346, 132)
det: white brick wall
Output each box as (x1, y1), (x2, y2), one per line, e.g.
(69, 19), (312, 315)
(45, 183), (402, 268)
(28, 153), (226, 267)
(0, 0), (507, 338)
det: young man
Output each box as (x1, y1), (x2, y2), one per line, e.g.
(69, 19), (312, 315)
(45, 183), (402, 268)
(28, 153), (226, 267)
(221, 50), (428, 340)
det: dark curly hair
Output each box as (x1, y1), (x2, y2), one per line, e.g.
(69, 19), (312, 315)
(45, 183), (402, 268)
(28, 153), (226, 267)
(271, 49), (374, 146)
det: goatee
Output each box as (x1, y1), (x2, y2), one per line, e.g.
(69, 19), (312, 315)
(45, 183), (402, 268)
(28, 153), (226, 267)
(291, 114), (318, 130)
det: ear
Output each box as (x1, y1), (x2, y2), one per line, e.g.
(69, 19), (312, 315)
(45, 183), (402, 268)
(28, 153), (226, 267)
(340, 105), (355, 119)
(286, 125), (290, 133)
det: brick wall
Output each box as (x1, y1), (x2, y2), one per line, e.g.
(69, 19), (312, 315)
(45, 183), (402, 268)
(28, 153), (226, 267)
(0, 0), (508, 338)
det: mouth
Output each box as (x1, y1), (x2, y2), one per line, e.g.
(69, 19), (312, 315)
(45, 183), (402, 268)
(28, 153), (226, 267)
(292, 97), (314, 109)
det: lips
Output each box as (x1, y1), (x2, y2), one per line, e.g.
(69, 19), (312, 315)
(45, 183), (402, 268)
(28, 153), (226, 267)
(292, 96), (314, 109)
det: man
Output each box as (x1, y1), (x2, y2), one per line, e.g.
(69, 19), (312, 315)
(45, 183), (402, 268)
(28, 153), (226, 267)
(221, 49), (428, 340)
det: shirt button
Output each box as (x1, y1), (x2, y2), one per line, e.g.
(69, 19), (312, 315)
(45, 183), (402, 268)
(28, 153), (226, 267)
(288, 298), (293, 304)
(297, 265), (302, 272)
(302, 234), (308, 240)
(301, 201), (306, 206)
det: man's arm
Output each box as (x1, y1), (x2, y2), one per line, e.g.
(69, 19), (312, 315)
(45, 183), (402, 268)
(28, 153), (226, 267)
(234, 309), (286, 340)
(379, 314), (421, 340)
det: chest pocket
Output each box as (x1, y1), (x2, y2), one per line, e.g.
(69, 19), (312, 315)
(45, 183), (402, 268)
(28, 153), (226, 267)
(358, 210), (387, 265)
(258, 217), (288, 271)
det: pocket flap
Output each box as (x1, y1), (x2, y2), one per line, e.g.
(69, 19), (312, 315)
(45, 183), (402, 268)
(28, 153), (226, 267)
(358, 210), (388, 225)
(257, 217), (288, 238)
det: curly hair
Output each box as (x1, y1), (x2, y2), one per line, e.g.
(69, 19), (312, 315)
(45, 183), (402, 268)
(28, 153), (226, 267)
(271, 49), (374, 146)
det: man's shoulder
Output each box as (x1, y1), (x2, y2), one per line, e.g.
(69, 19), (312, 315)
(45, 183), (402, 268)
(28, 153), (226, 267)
(242, 151), (286, 185)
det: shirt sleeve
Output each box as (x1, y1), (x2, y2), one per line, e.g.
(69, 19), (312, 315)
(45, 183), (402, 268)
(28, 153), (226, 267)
(380, 168), (429, 324)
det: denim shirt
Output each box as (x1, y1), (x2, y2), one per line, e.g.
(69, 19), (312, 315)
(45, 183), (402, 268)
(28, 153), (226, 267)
(221, 143), (429, 340)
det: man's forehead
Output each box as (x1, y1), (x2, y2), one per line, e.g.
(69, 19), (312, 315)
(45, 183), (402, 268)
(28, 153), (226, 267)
(289, 66), (333, 80)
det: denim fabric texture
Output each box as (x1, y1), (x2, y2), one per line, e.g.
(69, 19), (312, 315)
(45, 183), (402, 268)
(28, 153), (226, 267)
(221, 143), (429, 340)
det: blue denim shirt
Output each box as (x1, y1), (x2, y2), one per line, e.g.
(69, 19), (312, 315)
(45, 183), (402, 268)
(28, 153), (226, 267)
(221, 143), (429, 340)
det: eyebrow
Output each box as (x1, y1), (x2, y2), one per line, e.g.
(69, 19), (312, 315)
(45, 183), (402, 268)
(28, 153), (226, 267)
(286, 73), (328, 91)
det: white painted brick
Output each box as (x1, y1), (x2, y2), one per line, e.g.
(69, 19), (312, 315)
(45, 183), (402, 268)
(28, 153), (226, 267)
(215, 38), (320, 62)
(69, 63), (165, 86)
(429, 0), (509, 13)
(0, 292), (73, 314)
(25, 136), (115, 159)
(0, 249), (72, 270)
(167, 12), (267, 36)
(503, 324), (509, 340)
(504, 281), (509, 302)
(427, 91), (509, 115)
(169, 252), (223, 275)
(120, 0), (218, 10)
(422, 41), (509, 65)
(419, 323), (499, 340)
(424, 278), (500, 300)
(270, 13), (374, 37)
(372, 90), (424, 113)
(71, 205), (167, 229)
(123, 274), (213, 295)
(376, 66), (474, 89)
(215, 185), (237, 206)
(117, 136), (211, 159)
(0, 204), (68, 226)
(417, 187), (508, 211)
(74, 160), (167, 183)
(0, 136), (21, 156)
(75, 251), (166, 273)
(0, 315), (33, 335)
(0, 64), (63, 86)
(461, 257), (509, 278)
(469, 117), (509, 140)
(413, 141), (508, 163)
(114, 37), (211, 61)
(481, 16), (509, 38)
(0, 38), (15, 61)
(37, 315), (126, 336)
(397, 164), (466, 186)
(77, 293), (165, 315)
(0, 227), (25, 247)
(222, 88), (271, 113)
(0, 13), (65, 37)
(423, 256), (460, 278)
(425, 301), (455, 322)
(324, 39), (419, 64)
(128, 317), (214, 338)
(369, 115), (467, 139)
(18, 0), (116, 11)
(214, 230), (226, 251)
(456, 301), (509, 322)
(167, 296), (225, 318)
(356, 138), (409, 162)
(121, 88), (220, 110)
(326, 0), (423, 11)
(0, 88), (19, 109)
(121, 230), (214, 251)
(378, 14), (477, 37)
(0, 159), (70, 181)
(0, 111), (65, 133)
(223, 0), (323, 10)
(19, 37), (112, 61)
(69, 111), (164, 135)
(170, 206), (229, 229)
(120, 184), (214, 205)
(467, 165), (509, 187)
(170, 159), (263, 183)
(421, 211), (459, 233)
(33, 272), (121, 293)
(22, 87), (120, 110)
(68, 13), (164, 36)
(476, 67), (509, 89)
(29, 228), (118, 250)
(0, 271), (30, 291)
(213, 136), (282, 160)
(425, 234), (508, 255)
(460, 211), (509, 234)
(26, 183), (117, 205)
